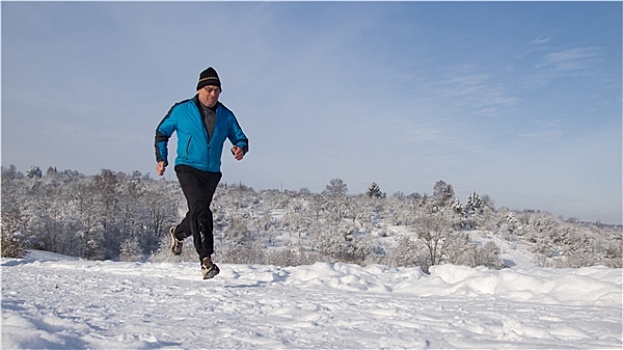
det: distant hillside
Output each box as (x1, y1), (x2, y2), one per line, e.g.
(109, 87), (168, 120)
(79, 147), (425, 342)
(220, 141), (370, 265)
(2, 166), (621, 269)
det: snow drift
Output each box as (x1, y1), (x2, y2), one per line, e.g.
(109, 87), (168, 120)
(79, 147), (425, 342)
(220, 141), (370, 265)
(2, 251), (621, 349)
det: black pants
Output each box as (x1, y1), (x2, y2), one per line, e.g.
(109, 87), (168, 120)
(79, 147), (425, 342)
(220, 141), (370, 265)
(173, 165), (222, 262)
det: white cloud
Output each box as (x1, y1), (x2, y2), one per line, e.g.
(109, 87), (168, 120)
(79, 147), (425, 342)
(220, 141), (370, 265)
(524, 46), (604, 86)
(430, 64), (519, 117)
(536, 47), (602, 73)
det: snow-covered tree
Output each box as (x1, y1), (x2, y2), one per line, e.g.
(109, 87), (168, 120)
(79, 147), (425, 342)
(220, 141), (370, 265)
(464, 192), (483, 215)
(433, 180), (454, 208)
(1, 168), (29, 257)
(27, 166), (42, 179)
(1, 165), (620, 270)
(414, 200), (464, 268)
(324, 178), (348, 197)
(367, 182), (384, 199)
(119, 236), (142, 262)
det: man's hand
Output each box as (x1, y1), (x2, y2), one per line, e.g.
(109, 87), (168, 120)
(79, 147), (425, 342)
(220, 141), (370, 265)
(231, 146), (244, 161)
(156, 161), (166, 176)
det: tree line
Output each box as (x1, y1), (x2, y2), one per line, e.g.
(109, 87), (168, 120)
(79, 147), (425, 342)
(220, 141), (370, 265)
(2, 165), (621, 270)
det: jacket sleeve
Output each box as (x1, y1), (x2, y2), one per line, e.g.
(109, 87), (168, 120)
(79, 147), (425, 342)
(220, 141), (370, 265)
(154, 104), (178, 166)
(227, 114), (249, 154)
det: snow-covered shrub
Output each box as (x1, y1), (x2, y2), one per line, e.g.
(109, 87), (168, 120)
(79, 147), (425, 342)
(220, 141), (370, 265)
(1, 230), (26, 258)
(119, 236), (142, 262)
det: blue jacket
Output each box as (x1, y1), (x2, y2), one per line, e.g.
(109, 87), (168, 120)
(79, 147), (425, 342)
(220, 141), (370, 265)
(155, 97), (248, 173)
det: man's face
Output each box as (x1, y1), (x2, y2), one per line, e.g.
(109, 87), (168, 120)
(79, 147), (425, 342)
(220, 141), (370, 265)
(197, 85), (221, 107)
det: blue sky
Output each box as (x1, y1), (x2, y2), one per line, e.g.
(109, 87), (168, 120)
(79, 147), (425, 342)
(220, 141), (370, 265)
(2, 1), (621, 224)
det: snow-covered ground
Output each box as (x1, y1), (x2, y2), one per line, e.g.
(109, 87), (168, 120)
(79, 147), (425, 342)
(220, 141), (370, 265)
(2, 250), (621, 349)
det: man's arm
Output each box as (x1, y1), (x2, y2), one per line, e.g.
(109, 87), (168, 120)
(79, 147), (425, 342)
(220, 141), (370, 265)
(227, 115), (248, 159)
(154, 105), (179, 175)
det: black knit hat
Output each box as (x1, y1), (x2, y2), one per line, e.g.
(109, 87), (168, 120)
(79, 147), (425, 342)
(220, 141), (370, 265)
(196, 67), (221, 91)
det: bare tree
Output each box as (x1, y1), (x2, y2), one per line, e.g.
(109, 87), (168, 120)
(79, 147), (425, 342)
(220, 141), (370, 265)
(324, 178), (348, 197)
(415, 202), (463, 268)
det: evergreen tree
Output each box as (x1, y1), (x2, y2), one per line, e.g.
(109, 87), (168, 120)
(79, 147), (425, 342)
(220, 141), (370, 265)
(27, 166), (42, 179)
(433, 180), (454, 208)
(366, 182), (384, 199)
